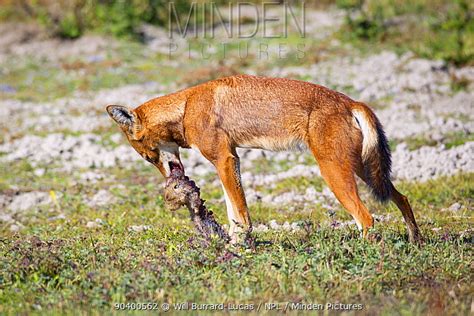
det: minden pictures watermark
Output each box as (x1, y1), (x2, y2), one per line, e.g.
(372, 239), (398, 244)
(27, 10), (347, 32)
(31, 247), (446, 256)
(166, 2), (306, 60)
(115, 301), (364, 312)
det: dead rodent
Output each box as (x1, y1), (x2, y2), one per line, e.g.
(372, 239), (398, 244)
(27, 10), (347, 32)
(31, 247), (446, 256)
(164, 167), (229, 242)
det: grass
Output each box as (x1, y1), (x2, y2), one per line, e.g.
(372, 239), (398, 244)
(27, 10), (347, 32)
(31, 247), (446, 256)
(0, 3), (473, 314)
(0, 166), (472, 314)
(389, 131), (474, 151)
(0, 223), (472, 314)
(335, 0), (474, 66)
(0, 29), (317, 103)
(0, 47), (163, 102)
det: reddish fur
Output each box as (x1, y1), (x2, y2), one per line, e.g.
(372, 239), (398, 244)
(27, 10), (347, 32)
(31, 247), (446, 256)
(107, 74), (422, 243)
(351, 102), (392, 202)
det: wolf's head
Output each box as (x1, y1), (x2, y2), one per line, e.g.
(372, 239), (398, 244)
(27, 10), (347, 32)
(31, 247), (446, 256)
(106, 104), (184, 178)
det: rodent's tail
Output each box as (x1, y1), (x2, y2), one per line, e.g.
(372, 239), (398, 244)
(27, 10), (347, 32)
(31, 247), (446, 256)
(352, 103), (392, 202)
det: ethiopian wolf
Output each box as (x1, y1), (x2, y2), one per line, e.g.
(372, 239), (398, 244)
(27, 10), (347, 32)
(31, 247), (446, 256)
(107, 75), (422, 243)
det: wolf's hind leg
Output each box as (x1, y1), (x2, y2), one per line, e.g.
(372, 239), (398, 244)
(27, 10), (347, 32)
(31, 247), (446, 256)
(317, 158), (374, 236)
(354, 166), (423, 243)
(390, 186), (423, 243)
(307, 114), (373, 236)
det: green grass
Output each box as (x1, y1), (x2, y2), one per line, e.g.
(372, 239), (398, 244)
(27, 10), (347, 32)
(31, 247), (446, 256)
(0, 30), (319, 103)
(0, 50), (161, 102)
(335, 0), (474, 66)
(1, 3), (473, 313)
(0, 225), (472, 314)
(0, 171), (472, 315)
(389, 131), (474, 151)
(443, 131), (474, 149)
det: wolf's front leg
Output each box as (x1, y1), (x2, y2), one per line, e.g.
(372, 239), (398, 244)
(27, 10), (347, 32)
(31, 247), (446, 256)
(215, 152), (251, 244)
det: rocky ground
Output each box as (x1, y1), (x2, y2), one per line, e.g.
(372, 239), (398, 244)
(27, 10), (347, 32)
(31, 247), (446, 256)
(0, 9), (472, 233)
(1, 6), (473, 315)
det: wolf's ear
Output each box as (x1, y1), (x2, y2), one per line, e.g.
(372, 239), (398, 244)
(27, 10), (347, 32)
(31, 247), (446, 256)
(106, 105), (135, 127)
(106, 105), (143, 138)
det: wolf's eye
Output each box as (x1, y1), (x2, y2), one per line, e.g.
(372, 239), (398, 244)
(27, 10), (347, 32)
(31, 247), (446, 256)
(174, 184), (179, 189)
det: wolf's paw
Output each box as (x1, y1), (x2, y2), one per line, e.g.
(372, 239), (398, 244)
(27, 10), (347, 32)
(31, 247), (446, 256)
(229, 223), (252, 246)
(408, 230), (424, 246)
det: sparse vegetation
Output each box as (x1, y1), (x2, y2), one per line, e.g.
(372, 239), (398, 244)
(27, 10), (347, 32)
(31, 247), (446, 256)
(388, 131), (474, 151)
(1, 1), (473, 315)
(0, 148), (473, 314)
(8, 0), (194, 39)
(336, 0), (474, 65)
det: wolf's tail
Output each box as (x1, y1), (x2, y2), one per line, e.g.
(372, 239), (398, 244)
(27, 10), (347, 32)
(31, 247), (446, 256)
(351, 103), (392, 202)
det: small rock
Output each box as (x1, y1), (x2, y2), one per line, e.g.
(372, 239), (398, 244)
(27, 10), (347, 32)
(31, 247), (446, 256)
(33, 168), (45, 177)
(448, 202), (462, 212)
(86, 190), (116, 207)
(86, 219), (103, 228)
(282, 221), (292, 231)
(8, 191), (51, 212)
(0, 214), (13, 223)
(269, 220), (280, 230)
(79, 171), (104, 183)
(253, 224), (269, 232)
(290, 222), (301, 231)
(128, 225), (151, 232)
(48, 213), (66, 221)
(10, 224), (21, 232)
(110, 133), (122, 143)
(86, 221), (98, 228)
(448, 290), (456, 299)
